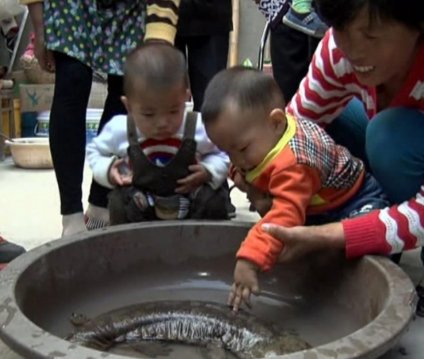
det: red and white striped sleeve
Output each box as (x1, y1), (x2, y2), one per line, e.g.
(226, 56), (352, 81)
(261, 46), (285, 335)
(342, 186), (424, 258)
(287, 30), (363, 125)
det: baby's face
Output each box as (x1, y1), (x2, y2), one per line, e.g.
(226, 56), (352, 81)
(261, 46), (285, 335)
(205, 104), (283, 173)
(126, 82), (189, 140)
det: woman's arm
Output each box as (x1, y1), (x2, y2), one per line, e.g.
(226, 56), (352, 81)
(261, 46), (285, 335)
(263, 186), (424, 261)
(286, 30), (360, 124)
(263, 222), (345, 262)
(22, 1), (55, 71)
(145, 0), (181, 44)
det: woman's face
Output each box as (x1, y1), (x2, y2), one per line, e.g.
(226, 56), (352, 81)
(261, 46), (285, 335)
(332, 6), (421, 88)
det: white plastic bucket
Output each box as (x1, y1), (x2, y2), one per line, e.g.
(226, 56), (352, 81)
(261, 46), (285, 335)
(35, 109), (103, 144)
(35, 111), (50, 137)
(85, 109), (103, 144)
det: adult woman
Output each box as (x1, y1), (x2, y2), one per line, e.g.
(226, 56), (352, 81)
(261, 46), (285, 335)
(262, 0), (423, 314)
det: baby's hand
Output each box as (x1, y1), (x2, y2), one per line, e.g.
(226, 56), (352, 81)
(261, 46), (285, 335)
(228, 259), (260, 312)
(175, 164), (211, 194)
(109, 158), (133, 186)
(246, 187), (273, 217)
(232, 170), (249, 193)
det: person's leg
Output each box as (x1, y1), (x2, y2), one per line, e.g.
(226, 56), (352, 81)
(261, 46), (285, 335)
(184, 34), (229, 111)
(366, 108), (424, 267)
(270, 22), (319, 103)
(183, 33), (235, 217)
(49, 52), (92, 235)
(189, 184), (229, 220)
(366, 108), (424, 203)
(86, 75), (126, 229)
(325, 97), (370, 169)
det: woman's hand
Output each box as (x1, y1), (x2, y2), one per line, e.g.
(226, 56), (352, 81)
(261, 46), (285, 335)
(262, 222), (346, 262)
(33, 32), (55, 72)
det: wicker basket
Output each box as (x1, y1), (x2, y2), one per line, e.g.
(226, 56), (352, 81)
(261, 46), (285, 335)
(6, 137), (53, 169)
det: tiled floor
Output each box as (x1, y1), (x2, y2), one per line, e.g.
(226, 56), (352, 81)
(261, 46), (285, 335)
(0, 157), (423, 358)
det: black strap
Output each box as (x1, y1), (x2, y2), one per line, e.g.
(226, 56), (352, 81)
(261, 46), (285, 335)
(127, 115), (138, 147)
(183, 111), (198, 140)
(127, 111), (198, 145)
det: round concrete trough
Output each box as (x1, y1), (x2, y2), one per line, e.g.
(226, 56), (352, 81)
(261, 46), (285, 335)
(0, 221), (417, 358)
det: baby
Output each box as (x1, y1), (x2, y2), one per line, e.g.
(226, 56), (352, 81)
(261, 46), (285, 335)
(87, 44), (231, 224)
(202, 66), (389, 311)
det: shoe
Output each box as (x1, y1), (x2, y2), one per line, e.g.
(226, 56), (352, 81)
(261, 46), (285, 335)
(283, 7), (328, 38)
(227, 185), (237, 219)
(227, 202), (237, 219)
(0, 236), (26, 264)
(84, 204), (110, 231)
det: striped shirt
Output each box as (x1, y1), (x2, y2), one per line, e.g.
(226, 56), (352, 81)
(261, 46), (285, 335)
(287, 30), (424, 258)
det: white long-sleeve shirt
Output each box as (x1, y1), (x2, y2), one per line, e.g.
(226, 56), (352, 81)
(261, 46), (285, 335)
(86, 111), (229, 190)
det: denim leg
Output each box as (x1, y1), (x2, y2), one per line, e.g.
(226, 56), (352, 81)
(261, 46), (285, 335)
(325, 97), (370, 169)
(366, 107), (424, 264)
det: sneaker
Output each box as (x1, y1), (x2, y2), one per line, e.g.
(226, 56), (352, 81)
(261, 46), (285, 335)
(227, 185), (237, 219)
(0, 236), (25, 264)
(84, 204), (110, 231)
(283, 7), (328, 38)
(84, 215), (110, 231)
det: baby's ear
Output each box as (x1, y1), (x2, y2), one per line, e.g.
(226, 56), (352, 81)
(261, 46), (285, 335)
(269, 108), (287, 129)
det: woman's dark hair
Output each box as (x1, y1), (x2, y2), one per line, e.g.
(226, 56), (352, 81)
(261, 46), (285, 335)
(201, 66), (285, 124)
(316, 0), (424, 31)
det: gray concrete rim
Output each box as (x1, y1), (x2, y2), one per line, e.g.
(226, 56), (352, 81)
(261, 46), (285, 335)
(0, 221), (418, 359)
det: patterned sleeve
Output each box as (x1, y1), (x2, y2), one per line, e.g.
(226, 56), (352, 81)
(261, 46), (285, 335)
(145, 0), (181, 44)
(342, 186), (424, 258)
(286, 30), (360, 125)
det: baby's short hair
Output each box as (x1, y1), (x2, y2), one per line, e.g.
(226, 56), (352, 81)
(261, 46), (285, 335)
(201, 66), (285, 124)
(123, 43), (188, 97)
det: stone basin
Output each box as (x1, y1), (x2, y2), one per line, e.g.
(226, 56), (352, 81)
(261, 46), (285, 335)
(0, 221), (417, 358)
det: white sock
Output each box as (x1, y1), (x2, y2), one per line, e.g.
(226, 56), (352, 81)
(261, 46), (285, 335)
(62, 212), (86, 237)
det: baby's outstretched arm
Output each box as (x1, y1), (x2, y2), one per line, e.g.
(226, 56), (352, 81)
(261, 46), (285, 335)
(228, 259), (260, 312)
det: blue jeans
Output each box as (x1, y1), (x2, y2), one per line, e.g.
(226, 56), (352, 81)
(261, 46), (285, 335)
(307, 174), (389, 225)
(327, 100), (424, 263)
